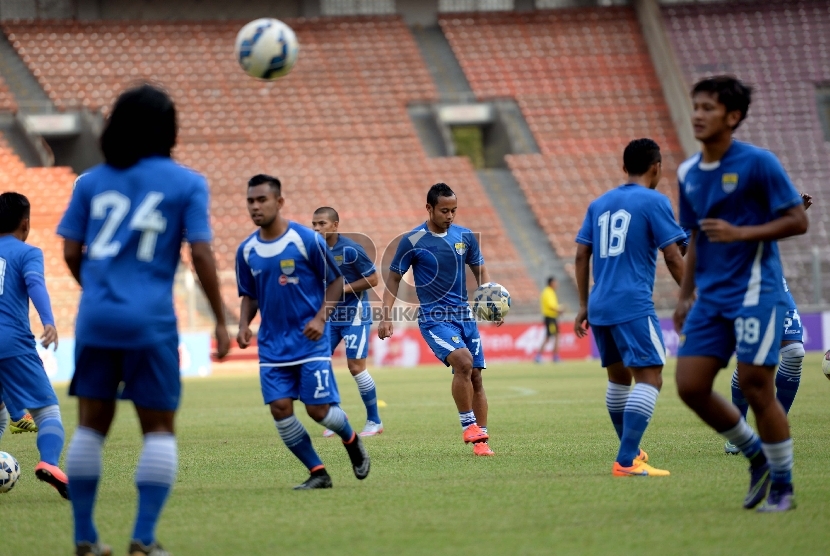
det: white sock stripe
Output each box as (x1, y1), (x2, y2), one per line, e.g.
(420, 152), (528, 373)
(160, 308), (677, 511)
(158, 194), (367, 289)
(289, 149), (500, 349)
(720, 418), (759, 451)
(135, 434), (178, 486)
(730, 368), (740, 388)
(0, 406), (8, 437)
(762, 439), (794, 472)
(605, 382), (630, 412)
(353, 370), (376, 392)
(320, 405), (349, 430)
(29, 405), (62, 428)
(39, 424), (65, 437)
(66, 427), (105, 478)
(275, 416), (311, 447)
(624, 384), (659, 417)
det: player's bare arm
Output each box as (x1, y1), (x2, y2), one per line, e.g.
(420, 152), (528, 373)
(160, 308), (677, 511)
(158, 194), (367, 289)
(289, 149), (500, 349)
(304, 276), (344, 341)
(191, 241), (230, 359)
(345, 271), (378, 295)
(237, 295), (259, 348)
(802, 193), (812, 210)
(700, 204), (808, 243)
(469, 264), (491, 287)
(673, 229), (698, 332)
(63, 238), (83, 286)
(574, 242), (591, 338)
(41, 324), (58, 349)
(662, 242), (684, 286)
(378, 270), (403, 339)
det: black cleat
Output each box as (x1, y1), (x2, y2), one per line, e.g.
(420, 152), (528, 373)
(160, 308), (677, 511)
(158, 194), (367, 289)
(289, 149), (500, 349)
(293, 470), (333, 490)
(344, 434), (370, 480)
(743, 462), (771, 509)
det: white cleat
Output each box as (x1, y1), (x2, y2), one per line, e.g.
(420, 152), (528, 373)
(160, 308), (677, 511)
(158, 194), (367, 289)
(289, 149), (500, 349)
(322, 428), (336, 438)
(359, 420), (384, 437)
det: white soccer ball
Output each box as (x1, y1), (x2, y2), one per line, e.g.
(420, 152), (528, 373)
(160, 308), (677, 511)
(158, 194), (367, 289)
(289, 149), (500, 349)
(822, 350), (830, 381)
(0, 452), (20, 494)
(234, 18), (299, 80)
(472, 282), (511, 322)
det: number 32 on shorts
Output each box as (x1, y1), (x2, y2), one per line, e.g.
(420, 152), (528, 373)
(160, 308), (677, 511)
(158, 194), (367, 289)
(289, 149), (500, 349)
(735, 317), (760, 345)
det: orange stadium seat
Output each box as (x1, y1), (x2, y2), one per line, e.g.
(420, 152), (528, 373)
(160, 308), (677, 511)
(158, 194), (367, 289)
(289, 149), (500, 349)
(0, 74), (16, 112)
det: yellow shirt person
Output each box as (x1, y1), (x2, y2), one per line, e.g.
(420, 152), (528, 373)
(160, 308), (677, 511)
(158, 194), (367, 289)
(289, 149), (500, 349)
(536, 277), (561, 363)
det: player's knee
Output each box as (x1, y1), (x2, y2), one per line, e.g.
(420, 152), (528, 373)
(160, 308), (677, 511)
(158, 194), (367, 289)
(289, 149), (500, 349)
(347, 359), (365, 375)
(471, 368), (484, 390)
(269, 399), (294, 421)
(305, 404), (329, 422)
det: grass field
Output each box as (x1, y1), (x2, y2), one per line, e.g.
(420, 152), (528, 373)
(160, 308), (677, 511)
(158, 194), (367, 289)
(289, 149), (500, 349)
(3, 355), (830, 555)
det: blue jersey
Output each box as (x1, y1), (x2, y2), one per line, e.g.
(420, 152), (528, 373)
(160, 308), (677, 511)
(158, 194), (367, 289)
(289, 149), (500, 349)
(236, 222), (342, 365)
(328, 234), (376, 327)
(0, 237), (50, 358)
(576, 184), (686, 326)
(57, 157), (212, 348)
(678, 141), (802, 307)
(782, 277), (797, 311)
(389, 223), (483, 323)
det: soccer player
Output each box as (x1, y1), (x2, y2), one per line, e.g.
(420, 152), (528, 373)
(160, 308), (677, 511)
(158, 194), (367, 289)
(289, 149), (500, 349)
(674, 76), (807, 512)
(236, 175), (370, 490)
(0, 192), (69, 498)
(58, 85), (231, 556)
(311, 207), (383, 437)
(378, 182), (496, 457)
(535, 276), (561, 363)
(573, 139), (685, 477)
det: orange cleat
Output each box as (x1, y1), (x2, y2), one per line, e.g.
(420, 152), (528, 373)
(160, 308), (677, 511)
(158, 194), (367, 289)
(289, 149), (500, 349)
(473, 442), (495, 456)
(35, 461), (70, 499)
(462, 424), (489, 444)
(635, 448), (648, 463)
(612, 460), (670, 477)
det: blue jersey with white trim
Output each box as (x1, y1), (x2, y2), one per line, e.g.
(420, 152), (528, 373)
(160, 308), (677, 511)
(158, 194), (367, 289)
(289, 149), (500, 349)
(576, 184), (686, 326)
(57, 157), (212, 347)
(782, 277), (797, 312)
(678, 141), (802, 308)
(389, 223), (483, 323)
(0, 237), (46, 358)
(236, 222), (342, 365)
(328, 234), (375, 326)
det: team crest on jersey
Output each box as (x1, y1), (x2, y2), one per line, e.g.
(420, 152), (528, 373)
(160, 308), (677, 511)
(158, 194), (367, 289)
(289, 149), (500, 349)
(722, 173), (739, 194)
(452, 336), (461, 343)
(280, 259), (295, 275)
(454, 242), (467, 255)
(334, 255), (344, 266)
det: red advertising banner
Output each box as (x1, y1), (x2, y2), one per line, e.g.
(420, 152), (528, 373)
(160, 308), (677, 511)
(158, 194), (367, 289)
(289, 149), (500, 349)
(370, 320), (592, 367)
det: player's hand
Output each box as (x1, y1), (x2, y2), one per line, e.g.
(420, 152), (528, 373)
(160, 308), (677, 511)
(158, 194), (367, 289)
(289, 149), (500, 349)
(574, 308), (589, 338)
(378, 320), (394, 340)
(699, 218), (743, 242)
(673, 298), (694, 333)
(41, 324), (58, 349)
(237, 326), (253, 349)
(214, 324), (230, 360)
(303, 315), (326, 341)
(802, 193), (813, 210)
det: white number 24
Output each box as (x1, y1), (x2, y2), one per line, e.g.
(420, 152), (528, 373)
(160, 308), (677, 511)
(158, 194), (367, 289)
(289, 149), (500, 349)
(89, 191), (167, 261)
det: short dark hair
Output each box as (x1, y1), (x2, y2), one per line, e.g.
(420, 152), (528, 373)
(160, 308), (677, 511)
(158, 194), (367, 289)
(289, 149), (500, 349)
(547, 276), (556, 286)
(623, 138), (662, 176)
(427, 183), (455, 207)
(0, 192), (31, 233)
(248, 174), (281, 195)
(692, 76), (753, 130)
(314, 206), (339, 223)
(100, 84), (177, 169)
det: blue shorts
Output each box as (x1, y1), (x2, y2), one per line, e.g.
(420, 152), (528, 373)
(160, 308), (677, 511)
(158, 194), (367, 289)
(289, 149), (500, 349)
(0, 352), (59, 414)
(677, 300), (786, 367)
(782, 307), (803, 343)
(420, 320), (486, 369)
(260, 359), (341, 406)
(592, 314), (666, 368)
(329, 323), (371, 360)
(70, 338), (181, 411)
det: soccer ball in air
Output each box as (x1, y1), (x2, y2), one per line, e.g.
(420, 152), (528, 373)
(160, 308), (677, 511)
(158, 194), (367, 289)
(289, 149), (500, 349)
(0, 452), (20, 494)
(473, 282), (511, 322)
(822, 350), (830, 381)
(234, 18), (299, 80)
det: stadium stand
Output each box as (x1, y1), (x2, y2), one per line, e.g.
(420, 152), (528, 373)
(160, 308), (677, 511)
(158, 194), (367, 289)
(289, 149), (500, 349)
(441, 7), (687, 308)
(663, 0), (830, 305)
(4, 16), (539, 316)
(0, 74), (16, 112)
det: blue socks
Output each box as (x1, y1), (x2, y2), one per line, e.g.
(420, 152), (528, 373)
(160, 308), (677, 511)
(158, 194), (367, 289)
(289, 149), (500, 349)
(605, 382), (629, 440)
(459, 410), (476, 430)
(616, 383), (658, 467)
(775, 343), (803, 414)
(719, 418), (764, 462)
(730, 368), (749, 419)
(318, 405), (355, 442)
(133, 433), (177, 546)
(762, 438), (794, 485)
(0, 405), (8, 441)
(353, 370), (381, 423)
(275, 416), (324, 471)
(66, 427), (105, 544)
(30, 405), (65, 466)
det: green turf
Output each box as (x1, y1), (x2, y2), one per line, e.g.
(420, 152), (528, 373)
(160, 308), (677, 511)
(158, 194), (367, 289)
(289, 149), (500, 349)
(3, 356), (830, 555)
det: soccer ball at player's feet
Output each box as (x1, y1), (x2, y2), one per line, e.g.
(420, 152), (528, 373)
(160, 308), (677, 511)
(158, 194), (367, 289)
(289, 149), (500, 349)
(822, 350), (830, 380)
(0, 452), (20, 494)
(473, 282), (511, 322)
(234, 18), (299, 80)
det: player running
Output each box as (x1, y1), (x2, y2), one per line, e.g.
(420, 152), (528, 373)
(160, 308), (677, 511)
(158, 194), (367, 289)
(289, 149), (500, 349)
(574, 139), (685, 477)
(58, 84), (231, 556)
(378, 182), (496, 457)
(311, 207), (383, 437)
(237, 175), (370, 490)
(0, 192), (69, 498)
(724, 193), (812, 454)
(674, 76), (808, 512)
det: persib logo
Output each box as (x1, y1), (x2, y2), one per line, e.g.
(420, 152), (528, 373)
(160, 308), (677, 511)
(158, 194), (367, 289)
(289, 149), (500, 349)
(454, 242), (467, 256)
(722, 173), (739, 194)
(280, 259), (295, 275)
(334, 255), (344, 266)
